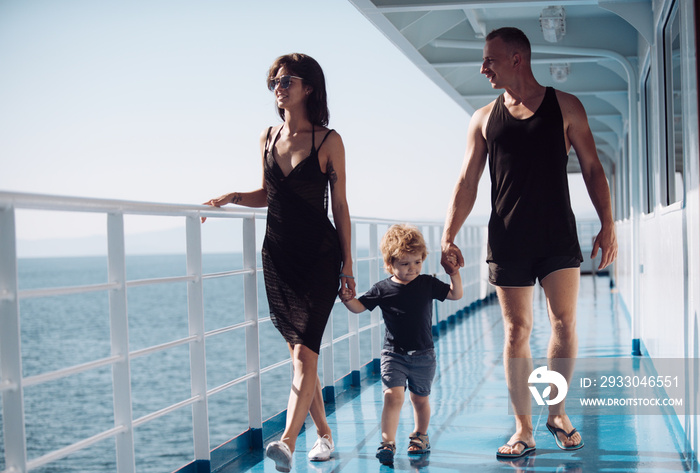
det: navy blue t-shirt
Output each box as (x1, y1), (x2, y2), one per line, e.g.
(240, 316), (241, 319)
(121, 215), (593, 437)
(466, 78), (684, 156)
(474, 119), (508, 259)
(358, 274), (450, 352)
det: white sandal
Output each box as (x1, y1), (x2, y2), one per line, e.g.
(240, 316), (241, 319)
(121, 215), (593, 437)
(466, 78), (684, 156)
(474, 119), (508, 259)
(308, 434), (334, 461)
(266, 439), (293, 472)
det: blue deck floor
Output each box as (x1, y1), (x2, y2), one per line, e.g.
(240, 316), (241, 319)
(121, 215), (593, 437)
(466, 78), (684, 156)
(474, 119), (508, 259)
(227, 275), (697, 472)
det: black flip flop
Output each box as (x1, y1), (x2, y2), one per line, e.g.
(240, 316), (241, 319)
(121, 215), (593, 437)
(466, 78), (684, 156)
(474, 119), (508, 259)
(546, 423), (584, 451)
(496, 440), (536, 459)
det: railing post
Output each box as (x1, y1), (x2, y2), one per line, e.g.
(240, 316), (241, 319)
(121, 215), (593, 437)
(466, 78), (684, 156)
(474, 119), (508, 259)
(0, 206), (28, 473)
(479, 226), (491, 299)
(321, 300), (335, 402)
(429, 225), (442, 326)
(369, 223), (382, 361)
(467, 226), (474, 302)
(452, 225), (472, 307)
(185, 215), (210, 463)
(242, 217), (263, 447)
(348, 221), (360, 385)
(107, 213), (136, 473)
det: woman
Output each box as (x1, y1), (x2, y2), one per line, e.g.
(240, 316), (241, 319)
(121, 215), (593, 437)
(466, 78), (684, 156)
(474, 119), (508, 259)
(203, 53), (355, 472)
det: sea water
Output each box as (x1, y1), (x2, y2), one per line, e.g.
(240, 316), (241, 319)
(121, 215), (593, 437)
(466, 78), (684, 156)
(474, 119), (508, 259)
(0, 254), (357, 472)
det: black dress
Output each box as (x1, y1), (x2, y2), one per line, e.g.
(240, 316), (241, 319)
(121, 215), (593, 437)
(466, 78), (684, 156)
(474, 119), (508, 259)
(261, 125), (342, 354)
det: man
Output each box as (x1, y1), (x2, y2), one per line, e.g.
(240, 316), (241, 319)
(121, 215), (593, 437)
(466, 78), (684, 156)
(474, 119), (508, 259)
(441, 27), (617, 459)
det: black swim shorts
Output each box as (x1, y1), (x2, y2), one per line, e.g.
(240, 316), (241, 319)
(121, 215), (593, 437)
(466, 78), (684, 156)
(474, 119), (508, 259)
(488, 255), (581, 287)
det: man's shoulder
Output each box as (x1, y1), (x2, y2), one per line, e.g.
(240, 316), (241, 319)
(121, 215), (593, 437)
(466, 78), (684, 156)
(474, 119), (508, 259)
(553, 89), (585, 111)
(474, 99), (498, 123)
(469, 100), (499, 140)
(551, 89), (590, 130)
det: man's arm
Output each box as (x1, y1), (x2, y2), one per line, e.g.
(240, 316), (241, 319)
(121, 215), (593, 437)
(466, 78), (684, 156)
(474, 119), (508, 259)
(441, 105), (490, 272)
(558, 91), (618, 269)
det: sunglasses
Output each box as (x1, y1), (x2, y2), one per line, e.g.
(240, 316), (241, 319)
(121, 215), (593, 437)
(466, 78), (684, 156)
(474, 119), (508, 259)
(268, 75), (304, 91)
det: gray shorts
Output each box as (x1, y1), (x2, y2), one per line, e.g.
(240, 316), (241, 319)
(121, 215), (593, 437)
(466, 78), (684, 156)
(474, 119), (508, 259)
(380, 348), (436, 397)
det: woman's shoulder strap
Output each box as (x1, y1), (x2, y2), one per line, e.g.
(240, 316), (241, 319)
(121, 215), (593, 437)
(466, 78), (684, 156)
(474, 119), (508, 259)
(317, 129), (335, 151)
(265, 125), (285, 152)
(264, 126), (273, 149)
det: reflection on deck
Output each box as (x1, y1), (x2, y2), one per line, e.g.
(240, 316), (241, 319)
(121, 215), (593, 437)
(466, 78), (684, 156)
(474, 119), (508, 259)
(227, 275), (696, 473)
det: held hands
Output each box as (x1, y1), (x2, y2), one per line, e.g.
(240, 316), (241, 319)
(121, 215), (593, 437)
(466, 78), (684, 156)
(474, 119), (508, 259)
(339, 287), (354, 302)
(339, 277), (366, 314)
(441, 242), (464, 276)
(339, 271), (356, 302)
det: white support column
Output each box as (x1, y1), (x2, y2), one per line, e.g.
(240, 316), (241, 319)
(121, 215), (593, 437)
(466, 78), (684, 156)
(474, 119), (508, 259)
(185, 215), (210, 461)
(242, 217), (263, 444)
(369, 223), (382, 360)
(107, 213), (136, 473)
(0, 207), (27, 473)
(348, 221), (360, 384)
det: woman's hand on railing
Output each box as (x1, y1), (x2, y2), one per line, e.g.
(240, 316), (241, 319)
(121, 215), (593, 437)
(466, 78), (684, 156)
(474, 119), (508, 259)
(201, 193), (240, 223)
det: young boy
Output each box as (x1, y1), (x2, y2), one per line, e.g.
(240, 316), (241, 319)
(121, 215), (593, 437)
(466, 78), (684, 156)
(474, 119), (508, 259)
(340, 224), (462, 465)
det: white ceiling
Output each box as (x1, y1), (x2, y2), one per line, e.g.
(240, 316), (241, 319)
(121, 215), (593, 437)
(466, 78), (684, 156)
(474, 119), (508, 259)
(348, 0), (652, 173)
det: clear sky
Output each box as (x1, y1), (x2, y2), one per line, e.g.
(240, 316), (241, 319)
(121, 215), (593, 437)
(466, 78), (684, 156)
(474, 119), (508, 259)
(0, 0), (595, 243)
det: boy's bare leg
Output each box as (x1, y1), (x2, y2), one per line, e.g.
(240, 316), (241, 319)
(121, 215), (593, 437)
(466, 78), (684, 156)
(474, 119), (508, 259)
(408, 392), (431, 452)
(409, 392), (431, 434)
(381, 387), (404, 444)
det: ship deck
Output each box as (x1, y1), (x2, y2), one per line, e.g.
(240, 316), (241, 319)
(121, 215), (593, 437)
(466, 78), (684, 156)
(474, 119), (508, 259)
(225, 274), (696, 473)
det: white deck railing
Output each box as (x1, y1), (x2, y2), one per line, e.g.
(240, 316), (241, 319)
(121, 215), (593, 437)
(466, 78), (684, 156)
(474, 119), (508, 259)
(0, 191), (491, 473)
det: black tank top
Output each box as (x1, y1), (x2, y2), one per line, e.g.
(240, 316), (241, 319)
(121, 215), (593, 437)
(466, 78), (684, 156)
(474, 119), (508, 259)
(485, 87), (582, 262)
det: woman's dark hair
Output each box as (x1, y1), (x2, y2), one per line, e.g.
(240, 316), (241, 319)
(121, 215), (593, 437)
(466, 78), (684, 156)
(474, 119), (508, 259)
(267, 53), (329, 126)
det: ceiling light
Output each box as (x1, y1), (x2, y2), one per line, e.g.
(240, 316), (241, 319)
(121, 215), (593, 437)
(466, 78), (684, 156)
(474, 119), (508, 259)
(540, 6), (566, 43)
(550, 63), (570, 83)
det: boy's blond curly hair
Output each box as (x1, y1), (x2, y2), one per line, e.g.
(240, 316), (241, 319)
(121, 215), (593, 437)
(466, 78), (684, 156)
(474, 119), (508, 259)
(380, 224), (428, 274)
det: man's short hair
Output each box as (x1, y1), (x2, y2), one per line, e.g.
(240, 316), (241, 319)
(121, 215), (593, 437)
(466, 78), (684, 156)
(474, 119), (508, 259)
(486, 27), (531, 59)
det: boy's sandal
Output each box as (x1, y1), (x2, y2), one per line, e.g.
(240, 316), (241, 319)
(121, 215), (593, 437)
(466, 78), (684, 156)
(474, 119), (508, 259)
(376, 442), (396, 465)
(407, 431), (430, 455)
